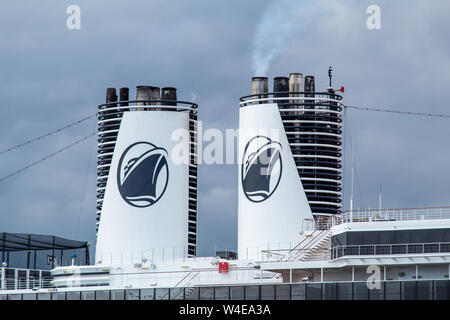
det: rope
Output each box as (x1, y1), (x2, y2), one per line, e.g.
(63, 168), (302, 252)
(345, 105), (450, 118)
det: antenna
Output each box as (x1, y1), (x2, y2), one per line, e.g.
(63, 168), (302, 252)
(378, 185), (382, 210)
(328, 66), (333, 88)
(350, 149), (354, 212)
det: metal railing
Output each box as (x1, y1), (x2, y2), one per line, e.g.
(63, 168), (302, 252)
(0, 267), (53, 291)
(331, 241), (450, 260)
(338, 206), (450, 224)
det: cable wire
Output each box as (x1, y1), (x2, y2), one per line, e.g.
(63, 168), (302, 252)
(345, 105), (450, 118)
(0, 132), (96, 182)
(0, 115), (94, 155)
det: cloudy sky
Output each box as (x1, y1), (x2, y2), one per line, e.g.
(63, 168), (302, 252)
(0, 0), (449, 258)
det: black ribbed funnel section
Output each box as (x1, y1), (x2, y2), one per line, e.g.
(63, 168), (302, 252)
(97, 88), (123, 231)
(279, 74), (342, 219)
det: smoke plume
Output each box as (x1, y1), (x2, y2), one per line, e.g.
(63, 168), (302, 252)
(251, 0), (313, 76)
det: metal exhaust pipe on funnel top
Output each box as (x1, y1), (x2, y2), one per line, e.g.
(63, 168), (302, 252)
(106, 88), (117, 105)
(150, 87), (161, 106)
(304, 76), (315, 109)
(136, 85), (152, 111)
(289, 73), (303, 102)
(161, 87), (177, 109)
(119, 87), (129, 111)
(104, 88), (118, 116)
(273, 76), (289, 106)
(289, 73), (303, 116)
(251, 77), (268, 104)
(289, 73), (303, 144)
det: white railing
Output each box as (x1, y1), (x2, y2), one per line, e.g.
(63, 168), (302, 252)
(338, 206), (450, 224)
(0, 267), (52, 291)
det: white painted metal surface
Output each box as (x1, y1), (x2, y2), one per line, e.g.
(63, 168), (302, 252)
(238, 102), (313, 259)
(95, 110), (190, 264)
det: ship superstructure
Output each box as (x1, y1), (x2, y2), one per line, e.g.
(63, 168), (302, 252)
(2, 71), (450, 300)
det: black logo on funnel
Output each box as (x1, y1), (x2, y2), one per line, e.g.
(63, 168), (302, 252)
(241, 136), (282, 203)
(117, 142), (169, 208)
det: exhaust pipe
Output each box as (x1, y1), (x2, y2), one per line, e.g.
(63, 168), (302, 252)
(104, 88), (118, 116)
(273, 76), (289, 106)
(289, 73), (303, 99)
(251, 77), (268, 104)
(136, 85), (152, 110)
(161, 87), (177, 107)
(304, 76), (315, 109)
(106, 88), (117, 105)
(150, 87), (161, 106)
(119, 87), (129, 107)
(289, 73), (303, 115)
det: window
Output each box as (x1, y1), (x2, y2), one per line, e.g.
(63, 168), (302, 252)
(170, 288), (184, 300)
(417, 281), (432, 300)
(323, 283), (337, 300)
(81, 291), (95, 300)
(111, 290), (125, 300)
(354, 282), (369, 300)
(140, 289), (155, 300)
(385, 281), (401, 300)
(244, 286), (260, 300)
(261, 285), (275, 300)
(66, 292), (81, 300)
(155, 288), (169, 300)
(200, 287), (214, 300)
(214, 287), (229, 300)
(291, 284), (306, 300)
(22, 293), (36, 300)
(434, 280), (449, 300)
(230, 286), (244, 300)
(125, 289), (140, 300)
(401, 282), (417, 300)
(337, 283), (353, 300)
(37, 293), (51, 300)
(275, 284), (291, 300)
(95, 290), (110, 300)
(306, 283), (322, 300)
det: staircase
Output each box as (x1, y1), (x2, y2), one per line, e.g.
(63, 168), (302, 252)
(283, 229), (332, 262)
(298, 232), (332, 261)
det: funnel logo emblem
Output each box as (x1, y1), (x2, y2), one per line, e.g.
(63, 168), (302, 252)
(241, 136), (282, 203)
(117, 142), (169, 208)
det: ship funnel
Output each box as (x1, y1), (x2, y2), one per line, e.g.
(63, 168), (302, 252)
(161, 87), (177, 106)
(96, 85), (199, 264)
